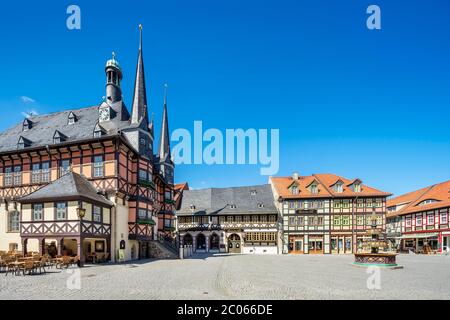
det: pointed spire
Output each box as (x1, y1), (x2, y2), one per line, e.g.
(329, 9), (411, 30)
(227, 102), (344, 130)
(139, 24), (143, 50)
(130, 24), (148, 125)
(158, 83), (171, 161)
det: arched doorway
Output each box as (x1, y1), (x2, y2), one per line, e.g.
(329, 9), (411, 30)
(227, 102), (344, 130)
(210, 233), (220, 251)
(184, 234), (193, 246)
(228, 234), (241, 254)
(196, 234), (206, 251)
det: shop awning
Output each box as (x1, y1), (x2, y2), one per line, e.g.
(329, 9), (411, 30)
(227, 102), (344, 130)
(401, 233), (438, 239)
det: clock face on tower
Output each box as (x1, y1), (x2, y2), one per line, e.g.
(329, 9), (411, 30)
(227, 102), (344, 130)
(99, 107), (110, 122)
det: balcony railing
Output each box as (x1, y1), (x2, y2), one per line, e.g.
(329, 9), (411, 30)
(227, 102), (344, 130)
(178, 221), (277, 230)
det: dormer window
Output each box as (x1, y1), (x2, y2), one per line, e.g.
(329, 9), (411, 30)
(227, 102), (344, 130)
(291, 185), (299, 195)
(189, 204), (196, 211)
(250, 190), (257, 196)
(68, 112), (77, 125)
(93, 123), (105, 138)
(310, 183), (318, 194)
(53, 130), (67, 144)
(354, 183), (361, 193)
(230, 204), (237, 209)
(258, 203), (264, 208)
(418, 199), (439, 206)
(22, 118), (32, 131)
(17, 136), (31, 149)
(333, 181), (344, 193)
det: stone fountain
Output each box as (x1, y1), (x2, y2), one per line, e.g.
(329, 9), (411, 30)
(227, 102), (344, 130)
(353, 211), (401, 268)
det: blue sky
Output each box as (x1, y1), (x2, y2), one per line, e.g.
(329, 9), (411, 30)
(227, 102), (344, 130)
(0, 0), (449, 195)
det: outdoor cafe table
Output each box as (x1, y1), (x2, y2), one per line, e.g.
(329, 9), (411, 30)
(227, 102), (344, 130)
(6, 261), (25, 275)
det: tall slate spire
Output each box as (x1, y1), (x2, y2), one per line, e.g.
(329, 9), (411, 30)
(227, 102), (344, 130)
(158, 84), (171, 161)
(131, 24), (148, 126)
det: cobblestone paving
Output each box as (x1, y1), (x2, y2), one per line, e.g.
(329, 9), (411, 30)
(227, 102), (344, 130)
(1, 254), (449, 299)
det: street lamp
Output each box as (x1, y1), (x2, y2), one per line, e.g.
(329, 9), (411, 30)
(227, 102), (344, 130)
(76, 206), (86, 219)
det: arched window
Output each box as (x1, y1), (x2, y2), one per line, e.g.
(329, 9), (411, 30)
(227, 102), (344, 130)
(8, 211), (20, 232)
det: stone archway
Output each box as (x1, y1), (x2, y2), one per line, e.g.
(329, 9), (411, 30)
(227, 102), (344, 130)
(228, 234), (242, 254)
(184, 233), (193, 246)
(196, 233), (206, 251)
(210, 233), (220, 251)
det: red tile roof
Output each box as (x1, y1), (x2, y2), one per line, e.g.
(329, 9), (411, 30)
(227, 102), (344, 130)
(387, 180), (450, 217)
(270, 173), (391, 200)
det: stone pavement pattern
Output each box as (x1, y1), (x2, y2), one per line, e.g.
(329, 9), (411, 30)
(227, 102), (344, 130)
(1, 254), (449, 299)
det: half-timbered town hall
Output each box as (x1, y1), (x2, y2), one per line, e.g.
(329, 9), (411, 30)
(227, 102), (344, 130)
(0, 26), (175, 264)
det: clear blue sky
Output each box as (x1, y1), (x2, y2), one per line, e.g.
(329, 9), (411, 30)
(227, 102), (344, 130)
(0, 0), (449, 195)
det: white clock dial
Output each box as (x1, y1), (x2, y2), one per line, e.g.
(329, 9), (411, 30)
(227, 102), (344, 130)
(99, 107), (110, 122)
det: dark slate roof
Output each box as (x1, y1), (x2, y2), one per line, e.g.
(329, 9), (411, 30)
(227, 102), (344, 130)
(177, 184), (277, 216)
(17, 172), (114, 207)
(0, 101), (131, 153)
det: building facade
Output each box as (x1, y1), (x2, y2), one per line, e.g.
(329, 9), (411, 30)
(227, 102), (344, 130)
(177, 185), (280, 254)
(386, 180), (450, 253)
(270, 173), (391, 254)
(0, 27), (175, 263)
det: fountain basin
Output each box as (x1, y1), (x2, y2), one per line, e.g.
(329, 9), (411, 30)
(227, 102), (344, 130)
(353, 252), (401, 268)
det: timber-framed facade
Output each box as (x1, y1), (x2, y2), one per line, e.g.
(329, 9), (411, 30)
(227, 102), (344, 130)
(270, 173), (391, 254)
(177, 185), (280, 254)
(386, 180), (450, 253)
(0, 26), (175, 263)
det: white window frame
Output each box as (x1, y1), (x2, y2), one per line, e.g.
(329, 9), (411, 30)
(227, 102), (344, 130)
(56, 202), (67, 220)
(440, 211), (448, 224)
(13, 166), (22, 186)
(41, 162), (50, 183)
(405, 216), (412, 227)
(416, 215), (422, 226)
(93, 206), (102, 223)
(60, 159), (71, 176)
(8, 211), (20, 232)
(427, 213), (434, 225)
(93, 155), (104, 178)
(31, 163), (41, 184)
(4, 167), (12, 186)
(33, 204), (43, 221)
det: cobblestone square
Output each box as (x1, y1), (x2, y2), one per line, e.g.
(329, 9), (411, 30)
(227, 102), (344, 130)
(1, 254), (449, 300)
